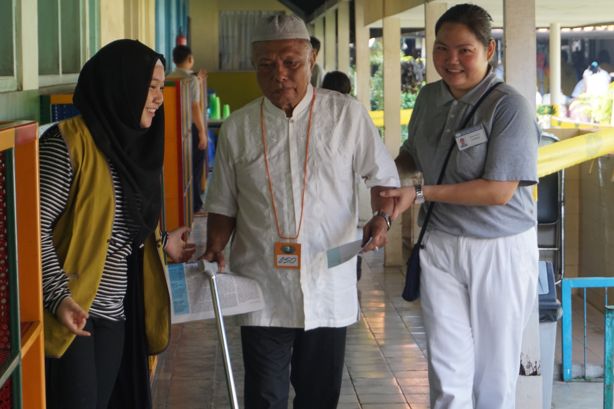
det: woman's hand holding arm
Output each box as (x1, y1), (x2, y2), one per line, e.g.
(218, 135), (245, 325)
(380, 179), (519, 219)
(385, 150), (420, 219)
(379, 186), (417, 220)
(361, 186), (397, 252)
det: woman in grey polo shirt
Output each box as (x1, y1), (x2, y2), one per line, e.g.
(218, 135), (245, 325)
(382, 4), (540, 409)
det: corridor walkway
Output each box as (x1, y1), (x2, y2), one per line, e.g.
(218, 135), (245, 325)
(152, 217), (604, 408)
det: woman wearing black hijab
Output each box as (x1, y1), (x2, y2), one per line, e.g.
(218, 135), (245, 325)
(40, 39), (194, 409)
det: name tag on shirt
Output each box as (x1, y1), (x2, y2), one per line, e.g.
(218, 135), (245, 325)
(274, 242), (301, 270)
(455, 125), (488, 151)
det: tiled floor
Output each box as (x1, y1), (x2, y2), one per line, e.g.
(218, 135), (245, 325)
(152, 216), (605, 408)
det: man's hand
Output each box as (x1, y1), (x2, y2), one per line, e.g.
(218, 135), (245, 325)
(202, 247), (226, 272)
(56, 297), (91, 336)
(165, 226), (197, 263)
(379, 187), (416, 220)
(201, 213), (236, 272)
(361, 215), (389, 252)
(198, 129), (208, 151)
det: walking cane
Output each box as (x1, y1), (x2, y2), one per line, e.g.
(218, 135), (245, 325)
(204, 265), (240, 409)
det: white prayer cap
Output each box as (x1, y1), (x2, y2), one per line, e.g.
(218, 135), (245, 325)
(251, 14), (310, 43)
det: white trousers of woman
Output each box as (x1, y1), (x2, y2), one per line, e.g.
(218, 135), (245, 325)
(420, 227), (538, 409)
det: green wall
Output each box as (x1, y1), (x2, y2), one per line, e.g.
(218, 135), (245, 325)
(0, 91), (41, 122)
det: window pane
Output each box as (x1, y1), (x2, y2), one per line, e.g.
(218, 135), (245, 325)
(61, 0), (81, 74)
(0, 0), (14, 76)
(219, 11), (277, 70)
(38, 0), (60, 75)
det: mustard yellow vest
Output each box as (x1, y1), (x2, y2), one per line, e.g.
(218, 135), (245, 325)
(44, 115), (170, 358)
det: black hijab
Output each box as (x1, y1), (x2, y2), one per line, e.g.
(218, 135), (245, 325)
(73, 39), (166, 244)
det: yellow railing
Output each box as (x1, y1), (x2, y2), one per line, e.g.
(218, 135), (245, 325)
(366, 109), (614, 176)
(368, 109), (413, 128)
(538, 127), (614, 177)
(368, 111), (614, 131)
(550, 116), (614, 130)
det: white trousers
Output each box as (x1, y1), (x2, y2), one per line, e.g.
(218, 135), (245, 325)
(420, 227), (538, 409)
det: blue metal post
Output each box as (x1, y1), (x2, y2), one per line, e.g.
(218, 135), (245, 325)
(582, 288), (588, 379)
(605, 307), (614, 409)
(562, 278), (573, 381)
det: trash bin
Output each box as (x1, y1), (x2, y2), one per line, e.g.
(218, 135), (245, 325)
(538, 260), (562, 409)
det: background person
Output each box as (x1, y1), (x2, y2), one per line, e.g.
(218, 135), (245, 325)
(203, 14), (399, 409)
(310, 35), (324, 87)
(40, 39), (194, 409)
(321, 70), (352, 95)
(381, 4), (540, 408)
(167, 45), (208, 213)
(560, 50), (577, 97)
(582, 60), (611, 97)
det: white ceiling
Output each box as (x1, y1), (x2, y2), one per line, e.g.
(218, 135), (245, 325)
(386, 0), (614, 29)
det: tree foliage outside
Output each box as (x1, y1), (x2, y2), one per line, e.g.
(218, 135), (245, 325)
(367, 38), (425, 142)
(369, 41), (425, 111)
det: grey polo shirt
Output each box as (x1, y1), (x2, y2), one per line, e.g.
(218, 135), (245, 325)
(401, 70), (540, 238)
(167, 68), (200, 105)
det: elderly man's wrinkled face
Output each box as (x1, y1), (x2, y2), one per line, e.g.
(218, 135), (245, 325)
(252, 39), (314, 116)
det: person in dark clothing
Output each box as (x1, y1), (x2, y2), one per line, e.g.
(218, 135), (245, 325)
(310, 36), (324, 87)
(40, 39), (195, 409)
(321, 70), (352, 95)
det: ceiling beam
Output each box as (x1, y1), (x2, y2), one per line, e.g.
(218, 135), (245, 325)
(305, 0), (340, 23)
(277, 0), (310, 20)
(365, 0), (424, 26)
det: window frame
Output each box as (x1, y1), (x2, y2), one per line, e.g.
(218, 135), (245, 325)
(0, 0), (18, 92)
(38, 0), (87, 87)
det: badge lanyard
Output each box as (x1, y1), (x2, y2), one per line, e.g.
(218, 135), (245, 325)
(260, 90), (316, 269)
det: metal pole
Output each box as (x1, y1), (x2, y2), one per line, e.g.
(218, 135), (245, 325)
(582, 288), (588, 380)
(559, 168), (565, 280)
(605, 306), (614, 409)
(562, 278), (573, 381)
(206, 269), (240, 409)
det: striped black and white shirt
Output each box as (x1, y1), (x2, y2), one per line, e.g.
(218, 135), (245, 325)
(40, 125), (136, 321)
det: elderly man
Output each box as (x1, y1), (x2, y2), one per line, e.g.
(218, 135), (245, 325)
(203, 14), (399, 409)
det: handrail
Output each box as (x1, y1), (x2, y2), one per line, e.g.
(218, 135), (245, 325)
(368, 109), (413, 128)
(550, 116), (614, 130)
(537, 127), (614, 177)
(366, 113), (614, 172)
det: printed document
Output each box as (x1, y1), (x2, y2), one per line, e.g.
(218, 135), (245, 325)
(165, 260), (264, 323)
